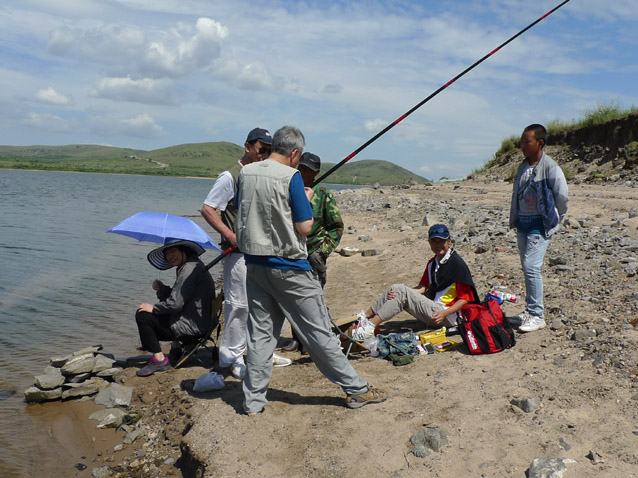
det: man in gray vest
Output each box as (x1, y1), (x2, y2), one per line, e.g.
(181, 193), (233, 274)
(202, 127), (292, 380)
(236, 125), (388, 415)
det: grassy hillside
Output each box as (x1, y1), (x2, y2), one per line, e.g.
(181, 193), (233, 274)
(0, 143), (430, 184)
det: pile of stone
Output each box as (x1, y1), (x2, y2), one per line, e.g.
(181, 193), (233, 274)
(24, 344), (125, 403)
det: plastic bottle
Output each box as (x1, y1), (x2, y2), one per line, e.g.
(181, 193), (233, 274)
(488, 289), (519, 303)
(363, 337), (379, 357)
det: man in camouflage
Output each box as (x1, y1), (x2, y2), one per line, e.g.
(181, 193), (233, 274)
(297, 152), (344, 288)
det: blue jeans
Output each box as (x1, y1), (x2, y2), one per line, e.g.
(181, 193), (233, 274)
(517, 231), (551, 318)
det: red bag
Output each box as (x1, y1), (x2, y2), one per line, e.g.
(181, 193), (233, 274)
(458, 299), (516, 354)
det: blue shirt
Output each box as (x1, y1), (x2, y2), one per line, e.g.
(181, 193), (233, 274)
(244, 172), (313, 270)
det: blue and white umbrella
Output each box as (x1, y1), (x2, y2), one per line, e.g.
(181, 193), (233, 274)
(107, 211), (220, 251)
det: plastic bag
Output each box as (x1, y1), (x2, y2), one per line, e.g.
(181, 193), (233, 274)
(193, 371), (225, 392)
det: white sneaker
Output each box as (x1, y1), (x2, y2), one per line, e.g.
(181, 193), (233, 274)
(517, 311), (546, 333)
(272, 353), (292, 367)
(231, 362), (246, 379)
(351, 312), (376, 340)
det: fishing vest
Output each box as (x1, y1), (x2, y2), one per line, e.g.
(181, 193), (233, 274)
(219, 161), (243, 250)
(237, 159), (307, 259)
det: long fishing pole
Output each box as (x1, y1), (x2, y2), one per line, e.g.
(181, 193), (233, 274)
(312, 0), (571, 186)
(206, 0), (570, 271)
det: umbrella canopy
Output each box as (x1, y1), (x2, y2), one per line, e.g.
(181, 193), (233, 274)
(107, 211), (220, 251)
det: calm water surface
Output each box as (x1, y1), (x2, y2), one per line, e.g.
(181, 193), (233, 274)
(0, 169), (364, 476)
(0, 170), (224, 477)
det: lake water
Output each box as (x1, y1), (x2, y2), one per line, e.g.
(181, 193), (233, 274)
(0, 169), (365, 476)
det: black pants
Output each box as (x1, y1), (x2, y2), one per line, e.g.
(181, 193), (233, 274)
(135, 310), (175, 354)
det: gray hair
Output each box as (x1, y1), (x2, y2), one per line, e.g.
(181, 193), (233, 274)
(272, 125), (305, 156)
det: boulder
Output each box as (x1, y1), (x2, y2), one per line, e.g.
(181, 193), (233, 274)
(94, 383), (134, 408)
(92, 354), (116, 373)
(61, 377), (106, 399)
(61, 353), (96, 376)
(24, 386), (63, 403)
(89, 408), (127, 428)
(34, 369), (65, 390)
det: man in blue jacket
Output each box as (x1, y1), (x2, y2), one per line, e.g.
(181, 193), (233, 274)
(509, 124), (569, 332)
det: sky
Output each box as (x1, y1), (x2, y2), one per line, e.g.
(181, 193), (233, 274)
(1, 0), (637, 180)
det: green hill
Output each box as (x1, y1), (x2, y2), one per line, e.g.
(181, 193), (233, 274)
(0, 142), (430, 185)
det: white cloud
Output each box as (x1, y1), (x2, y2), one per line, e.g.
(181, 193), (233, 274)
(21, 112), (71, 132)
(47, 17), (228, 79)
(35, 87), (70, 105)
(89, 113), (164, 138)
(143, 17), (228, 77)
(92, 76), (175, 104)
(364, 119), (387, 132)
(216, 59), (275, 91)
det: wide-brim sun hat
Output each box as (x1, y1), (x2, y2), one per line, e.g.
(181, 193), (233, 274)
(147, 239), (205, 270)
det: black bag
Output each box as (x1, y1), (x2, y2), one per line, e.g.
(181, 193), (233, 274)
(458, 299), (516, 354)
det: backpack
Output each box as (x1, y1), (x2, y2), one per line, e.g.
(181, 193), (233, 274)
(457, 299), (516, 354)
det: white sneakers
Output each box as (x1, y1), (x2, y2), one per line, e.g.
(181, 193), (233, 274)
(351, 310), (376, 340)
(272, 353), (292, 367)
(517, 310), (546, 333)
(231, 362), (246, 379)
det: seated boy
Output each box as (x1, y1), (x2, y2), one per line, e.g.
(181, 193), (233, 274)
(352, 224), (479, 340)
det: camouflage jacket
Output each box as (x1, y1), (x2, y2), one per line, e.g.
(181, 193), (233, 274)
(306, 186), (344, 256)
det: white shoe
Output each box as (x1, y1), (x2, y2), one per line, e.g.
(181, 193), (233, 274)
(272, 353), (292, 367)
(231, 362), (246, 379)
(517, 311), (546, 333)
(351, 311), (376, 340)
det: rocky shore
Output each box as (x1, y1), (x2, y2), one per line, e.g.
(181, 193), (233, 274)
(37, 179), (638, 478)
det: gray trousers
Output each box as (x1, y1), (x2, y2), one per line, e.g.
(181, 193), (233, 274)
(371, 283), (445, 327)
(243, 264), (369, 413)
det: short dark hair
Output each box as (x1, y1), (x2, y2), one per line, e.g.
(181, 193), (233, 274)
(524, 124), (547, 145)
(163, 245), (196, 259)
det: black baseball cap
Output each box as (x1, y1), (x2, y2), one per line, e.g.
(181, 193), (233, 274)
(428, 224), (450, 240)
(246, 128), (272, 144)
(299, 152), (321, 171)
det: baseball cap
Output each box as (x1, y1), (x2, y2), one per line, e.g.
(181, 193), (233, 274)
(246, 128), (272, 144)
(428, 224), (450, 240)
(299, 152), (321, 171)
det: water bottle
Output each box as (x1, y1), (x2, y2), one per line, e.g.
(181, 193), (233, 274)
(488, 289), (519, 303)
(363, 337), (379, 357)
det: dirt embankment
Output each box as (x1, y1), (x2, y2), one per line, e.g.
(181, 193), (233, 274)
(475, 113), (638, 184)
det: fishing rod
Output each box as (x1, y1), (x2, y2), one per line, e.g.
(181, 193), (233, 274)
(312, 0), (571, 186)
(206, 0), (571, 270)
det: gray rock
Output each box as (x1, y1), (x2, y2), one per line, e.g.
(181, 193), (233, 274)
(49, 356), (68, 367)
(571, 329), (597, 341)
(527, 458), (576, 478)
(510, 397), (541, 413)
(94, 383), (134, 408)
(410, 427), (449, 459)
(34, 369), (65, 390)
(66, 372), (92, 384)
(92, 354), (116, 373)
(89, 408), (127, 428)
(586, 450), (604, 465)
(61, 353), (96, 376)
(92, 466), (113, 478)
(123, 428), (146, 444)
(72, 345), (102, 356)
(95, 367), (124, 378)
(554, 265), (575, 272)
(61, 378), (106, 399)
(399, 225), (413, 232)
(339, 247), (360, 257)
(361, 249), (383, 257)
(548, 256), (568, 266)
(357, 235), (373, 242)
(24, 386), (63, 403)
(558, 438), (572, 451)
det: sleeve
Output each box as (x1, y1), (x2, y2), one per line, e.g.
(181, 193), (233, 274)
(455, 282), (475, 302)
(289, 172), (313, 222)
(321, 189), (344, 254)
(152, 263), (199, 315)
(203, 171), (235, 210)
(418, 265), (430, 289)
(551, 166), (569, 220)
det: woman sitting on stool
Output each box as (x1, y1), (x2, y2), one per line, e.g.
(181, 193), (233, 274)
(135, 240), (214, 377)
